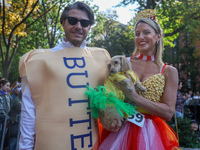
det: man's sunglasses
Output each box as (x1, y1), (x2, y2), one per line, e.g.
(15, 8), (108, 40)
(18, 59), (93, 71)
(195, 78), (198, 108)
(66, 17), (91, 28)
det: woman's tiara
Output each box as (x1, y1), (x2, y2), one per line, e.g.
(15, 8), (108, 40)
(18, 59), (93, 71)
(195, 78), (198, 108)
(135, 9), (157, 21)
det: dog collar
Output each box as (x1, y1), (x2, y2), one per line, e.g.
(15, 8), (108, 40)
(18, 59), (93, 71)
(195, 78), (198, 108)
(133, 53), (156, 61)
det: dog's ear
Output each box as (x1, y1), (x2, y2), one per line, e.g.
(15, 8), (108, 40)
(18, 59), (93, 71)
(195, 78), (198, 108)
(107, 62), (111, 70)
(120, 56), (132, 72)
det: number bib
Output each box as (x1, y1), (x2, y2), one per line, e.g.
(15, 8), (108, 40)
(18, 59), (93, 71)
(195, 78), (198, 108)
(127, 110), (145, 127)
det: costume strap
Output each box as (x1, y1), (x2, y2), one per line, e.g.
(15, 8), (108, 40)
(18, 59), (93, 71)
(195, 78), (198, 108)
(174, 110), (180, 144)
(160, 63), (168, 74)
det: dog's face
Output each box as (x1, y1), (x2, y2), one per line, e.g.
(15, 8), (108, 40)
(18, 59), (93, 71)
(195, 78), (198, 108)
(107, 55), (131, 74)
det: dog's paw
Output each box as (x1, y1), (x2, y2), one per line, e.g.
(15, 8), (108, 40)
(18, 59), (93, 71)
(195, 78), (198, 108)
(141, 86), (146, 92)
(119, 78), (130, 86)
(136, 80), (146, 92)
(119, 79), (135, 92)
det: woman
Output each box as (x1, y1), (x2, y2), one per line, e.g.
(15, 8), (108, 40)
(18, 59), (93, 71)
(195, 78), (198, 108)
(98, 9), (180, 149)
(0, 79), (12, 114)
(0, 79), (12, 144)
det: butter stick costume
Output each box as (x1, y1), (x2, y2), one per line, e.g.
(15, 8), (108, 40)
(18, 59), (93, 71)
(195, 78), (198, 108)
(19, 47), (110, 150)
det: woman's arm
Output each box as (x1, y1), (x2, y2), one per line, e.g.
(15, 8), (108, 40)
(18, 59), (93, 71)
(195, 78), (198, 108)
(119, 66), (178, 121)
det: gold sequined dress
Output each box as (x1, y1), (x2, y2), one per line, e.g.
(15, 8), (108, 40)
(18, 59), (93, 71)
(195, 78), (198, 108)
(98, 64), (181, 150)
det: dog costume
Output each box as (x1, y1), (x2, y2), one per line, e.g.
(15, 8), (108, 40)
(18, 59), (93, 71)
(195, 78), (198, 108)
(85, 70), (138, 119)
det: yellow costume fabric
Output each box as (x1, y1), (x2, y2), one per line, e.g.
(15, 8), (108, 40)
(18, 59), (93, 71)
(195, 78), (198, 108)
(137, 73), (165, 114)
(104, 70), (139, 100)
(19, 47), (110, 150)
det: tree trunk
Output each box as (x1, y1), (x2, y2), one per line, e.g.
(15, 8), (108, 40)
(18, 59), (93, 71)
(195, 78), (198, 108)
(2, 64), (10, 79)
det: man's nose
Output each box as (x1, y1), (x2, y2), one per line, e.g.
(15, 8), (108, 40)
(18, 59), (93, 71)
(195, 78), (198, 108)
(74, 21), (82, 29)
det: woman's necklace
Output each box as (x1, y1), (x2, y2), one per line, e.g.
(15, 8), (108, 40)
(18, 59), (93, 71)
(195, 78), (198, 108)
(132, 53), (156, 61)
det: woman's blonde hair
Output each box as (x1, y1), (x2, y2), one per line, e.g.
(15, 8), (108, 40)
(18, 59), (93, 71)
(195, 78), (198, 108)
(133, 18), (164, 67)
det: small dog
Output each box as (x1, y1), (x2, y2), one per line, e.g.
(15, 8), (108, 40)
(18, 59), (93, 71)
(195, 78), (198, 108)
(99, 55), (146, 131)
(107, 55), (146, 92)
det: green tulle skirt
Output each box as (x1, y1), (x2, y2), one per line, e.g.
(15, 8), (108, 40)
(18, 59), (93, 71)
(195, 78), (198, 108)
(85, 85), (136, 119)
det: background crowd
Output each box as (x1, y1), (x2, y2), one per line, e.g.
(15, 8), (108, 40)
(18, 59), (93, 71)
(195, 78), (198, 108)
(1, 80), (200, 149)
(174, 80), (200, 144)
(1, 79), (200, 149)
(0, 77), (22, 150)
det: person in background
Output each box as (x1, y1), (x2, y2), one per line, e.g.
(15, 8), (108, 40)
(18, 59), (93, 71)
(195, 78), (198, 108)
(19, 1), (110, 150)
(0, 80), (12, 145)
(98, 9), (181, 149)
(175, 81), (185, 119)
(184, 108), (193, 119)
(193, 91), (200, 100)
(0, 77), (5, 81)
(191, 120), (200, 139)
(196, 91), (200, 99)
(0, 79), (12, 112)
(10, 77), (22, 99)
(188, 90), (193, 99)
(184, 92), (192, 106)
(8, 91), (22, 150)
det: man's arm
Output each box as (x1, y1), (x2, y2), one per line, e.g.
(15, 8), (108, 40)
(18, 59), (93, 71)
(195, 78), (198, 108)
(19, 78), (36, 150)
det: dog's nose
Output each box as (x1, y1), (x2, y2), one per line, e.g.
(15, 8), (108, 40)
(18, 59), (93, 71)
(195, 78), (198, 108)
(110, 69), (116, 74)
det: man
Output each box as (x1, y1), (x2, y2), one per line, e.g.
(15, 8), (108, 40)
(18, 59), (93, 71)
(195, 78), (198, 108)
(19, 2), (110, 150)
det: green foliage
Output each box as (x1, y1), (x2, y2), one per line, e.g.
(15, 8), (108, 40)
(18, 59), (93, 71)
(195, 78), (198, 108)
(4, 0), (200, 84)
(117, 0), (200, 47)
(0, 0), (61, 79)
(116, 0), (157, 9)
(6, 0), (63, 82)
(163, 32), (200, 91)
(89, 10), (135, 57)
(8, 19), (50, 83)
(8, 50), (21, 84)
(167, 118), (200, 148)
(40, 0), (69, 48)
(179, 45), (200, 91)
(156, 0), (200, 47)
(7, 0), (97, 81)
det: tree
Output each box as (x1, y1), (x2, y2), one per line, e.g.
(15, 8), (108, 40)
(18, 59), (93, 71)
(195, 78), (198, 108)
(116, 0), (200, 47)
(179, 45), (200, 92)
(89, 10), (135, 57)
(116, 0), (158, 9)
(117, 0), (200, 91)
(41, 0), (70, 48)
(8, 19), (50, 83)
(7, 0), (66, 83)
(0, 0), (58, 79)
(4, 0), (98, 82)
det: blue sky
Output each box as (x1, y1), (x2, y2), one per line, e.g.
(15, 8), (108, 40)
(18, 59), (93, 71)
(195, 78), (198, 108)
(91, 0), (137, 24)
